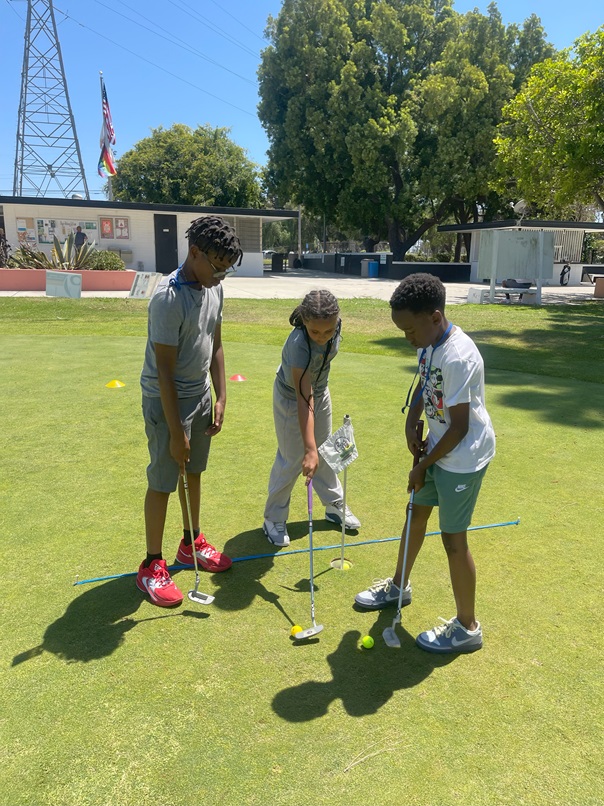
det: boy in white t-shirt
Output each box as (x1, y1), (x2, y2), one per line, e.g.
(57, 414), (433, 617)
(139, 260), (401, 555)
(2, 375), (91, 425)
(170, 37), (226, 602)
(355, 274), (496, 653)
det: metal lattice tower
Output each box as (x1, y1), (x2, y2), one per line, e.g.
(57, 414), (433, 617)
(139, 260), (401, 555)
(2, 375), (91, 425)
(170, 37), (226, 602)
(13, 0), (89, 198)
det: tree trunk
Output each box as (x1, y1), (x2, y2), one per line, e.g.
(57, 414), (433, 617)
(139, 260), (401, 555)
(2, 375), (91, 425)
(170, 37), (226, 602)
(388, 199), (452, 261)
(361, 236), (379, 253)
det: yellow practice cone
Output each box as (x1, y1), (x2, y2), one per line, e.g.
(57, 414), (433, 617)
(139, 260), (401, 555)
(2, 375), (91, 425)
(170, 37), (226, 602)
(105, 380), (125, 388)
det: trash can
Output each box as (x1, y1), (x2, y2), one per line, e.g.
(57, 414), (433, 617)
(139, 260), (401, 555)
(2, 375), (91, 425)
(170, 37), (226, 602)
(368, 260), (379, 279)
(271, 253), (285, 272)
(361, 259), (371, 278)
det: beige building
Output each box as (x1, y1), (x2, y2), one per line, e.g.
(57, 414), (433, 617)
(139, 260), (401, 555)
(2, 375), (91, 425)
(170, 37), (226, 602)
(0, 196), (298, 276)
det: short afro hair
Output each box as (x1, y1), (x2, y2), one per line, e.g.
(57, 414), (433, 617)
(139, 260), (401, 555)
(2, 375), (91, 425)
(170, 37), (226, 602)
(389, 273), (446, 314)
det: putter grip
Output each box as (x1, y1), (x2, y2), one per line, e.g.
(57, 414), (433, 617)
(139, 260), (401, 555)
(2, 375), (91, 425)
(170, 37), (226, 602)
(413, 420), (424, 468)
(307, 479), (313, 511)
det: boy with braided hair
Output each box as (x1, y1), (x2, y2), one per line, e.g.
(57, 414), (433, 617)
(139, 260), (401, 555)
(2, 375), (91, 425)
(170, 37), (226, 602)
(137, 216), (242, 606)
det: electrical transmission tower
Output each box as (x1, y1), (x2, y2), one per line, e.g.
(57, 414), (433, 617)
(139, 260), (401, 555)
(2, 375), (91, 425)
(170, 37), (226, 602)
(13, 0), (89, 198)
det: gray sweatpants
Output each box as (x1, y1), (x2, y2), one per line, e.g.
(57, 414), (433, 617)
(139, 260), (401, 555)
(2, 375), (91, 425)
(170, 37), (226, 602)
(264, 382), (343, 522)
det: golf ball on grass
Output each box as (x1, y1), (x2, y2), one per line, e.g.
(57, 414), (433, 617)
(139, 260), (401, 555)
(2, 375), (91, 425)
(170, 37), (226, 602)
(291, 625), (303, 637)
(361, 635), (374, 649)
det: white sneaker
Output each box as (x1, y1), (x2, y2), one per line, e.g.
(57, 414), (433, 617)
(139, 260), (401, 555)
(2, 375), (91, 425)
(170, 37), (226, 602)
(325, 500), (361, 530)
(263, 519), (290, 547)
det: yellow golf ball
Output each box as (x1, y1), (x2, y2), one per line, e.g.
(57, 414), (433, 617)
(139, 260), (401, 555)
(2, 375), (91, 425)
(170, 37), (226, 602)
(362, 635), (374, 649)
(291, 625), (303, 637)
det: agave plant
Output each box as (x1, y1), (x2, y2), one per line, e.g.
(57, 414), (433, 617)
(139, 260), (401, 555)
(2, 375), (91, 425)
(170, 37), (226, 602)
(52, 233), (97, 269)
(7, 243), (54, 270)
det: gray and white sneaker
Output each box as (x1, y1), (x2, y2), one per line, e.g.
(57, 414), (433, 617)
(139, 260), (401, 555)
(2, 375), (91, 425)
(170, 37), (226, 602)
(416, 617), (482, 654)
(263, 519), (290, 547)
(354, 577), (412, 610)
(325, 500), (361, 530)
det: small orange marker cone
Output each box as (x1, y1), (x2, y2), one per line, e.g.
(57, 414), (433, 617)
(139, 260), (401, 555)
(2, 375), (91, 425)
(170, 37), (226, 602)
(229, 374), (246, 382)
(105, 380), (125, 388)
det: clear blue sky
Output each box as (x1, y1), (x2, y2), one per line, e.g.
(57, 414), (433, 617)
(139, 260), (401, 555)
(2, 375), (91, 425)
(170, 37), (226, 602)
(1, 0), (602, 199)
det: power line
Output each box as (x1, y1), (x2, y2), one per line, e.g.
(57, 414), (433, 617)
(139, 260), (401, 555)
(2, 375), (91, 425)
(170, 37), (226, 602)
(166, 0), (260, 59)
(205, 0), (269, 45)
(92, 0), (257, 87)
(53, 5), (258, 118)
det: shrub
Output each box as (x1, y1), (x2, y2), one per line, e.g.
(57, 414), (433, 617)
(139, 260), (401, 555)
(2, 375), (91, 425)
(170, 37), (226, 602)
(90, 250), (126, 271)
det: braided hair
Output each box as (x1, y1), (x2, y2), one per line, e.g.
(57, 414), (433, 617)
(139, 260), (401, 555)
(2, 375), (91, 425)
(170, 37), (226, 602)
(289, 290), (341, 410)
(185, 216), (243, 266)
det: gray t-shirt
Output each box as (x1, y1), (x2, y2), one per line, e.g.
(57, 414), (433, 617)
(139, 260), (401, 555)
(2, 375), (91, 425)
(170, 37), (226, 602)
(140, 270), (223, 398)
(275, 327), (340, 401)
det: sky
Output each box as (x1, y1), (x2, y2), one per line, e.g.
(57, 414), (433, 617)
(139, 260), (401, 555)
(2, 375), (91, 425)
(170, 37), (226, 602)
(0, 0), (602, 200)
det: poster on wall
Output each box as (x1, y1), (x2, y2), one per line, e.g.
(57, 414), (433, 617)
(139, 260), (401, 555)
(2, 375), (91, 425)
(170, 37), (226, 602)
(100, 217), (114, 239)
(37, 219), (98, 244)
(17, 217), (37, 244)
(115, 218), (130, 239)
(100, 216), (130, 240)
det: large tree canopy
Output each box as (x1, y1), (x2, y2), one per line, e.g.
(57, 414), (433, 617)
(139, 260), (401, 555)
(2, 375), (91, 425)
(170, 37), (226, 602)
(258, 0), (553, 258)
(111, 124), (262, 208)
(495, 27), (604, 216)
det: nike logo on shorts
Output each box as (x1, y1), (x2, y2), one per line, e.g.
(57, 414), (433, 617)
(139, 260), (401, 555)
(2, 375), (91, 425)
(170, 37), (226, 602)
(455, 484), (469, 492)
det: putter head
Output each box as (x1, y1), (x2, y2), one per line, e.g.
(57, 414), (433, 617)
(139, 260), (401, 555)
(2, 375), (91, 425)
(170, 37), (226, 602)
(188, 589), (215, 605)
(382, 626), (401, 648)
(293, 624), (324, 641)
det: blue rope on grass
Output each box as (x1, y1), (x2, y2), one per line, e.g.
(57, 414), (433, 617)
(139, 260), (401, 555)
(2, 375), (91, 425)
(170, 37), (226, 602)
(73, 519), (520, 586)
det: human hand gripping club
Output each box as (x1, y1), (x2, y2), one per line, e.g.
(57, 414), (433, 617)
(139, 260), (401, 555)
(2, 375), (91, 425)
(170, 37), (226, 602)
(382, 420), (424, 648)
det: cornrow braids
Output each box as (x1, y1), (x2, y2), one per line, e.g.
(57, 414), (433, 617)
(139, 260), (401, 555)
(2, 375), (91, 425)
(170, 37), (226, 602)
(185, 216), (243, 266)
(389, 273), (446, 314)
(289, 290), (341, 412)
(289, 289), (340, 328)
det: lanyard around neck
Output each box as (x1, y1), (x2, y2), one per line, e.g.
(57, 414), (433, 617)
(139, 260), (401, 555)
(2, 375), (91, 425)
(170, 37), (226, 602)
(401, 322), (453, 414)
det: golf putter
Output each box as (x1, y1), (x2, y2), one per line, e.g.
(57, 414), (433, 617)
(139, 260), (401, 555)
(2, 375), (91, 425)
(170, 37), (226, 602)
(294, 479), (324, 640)
(182, 470), (215, 605)
(383, 420), (424, 648)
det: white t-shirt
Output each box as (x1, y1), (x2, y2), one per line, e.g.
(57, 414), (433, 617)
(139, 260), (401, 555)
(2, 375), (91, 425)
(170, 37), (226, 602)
(418, 326), (495, 473)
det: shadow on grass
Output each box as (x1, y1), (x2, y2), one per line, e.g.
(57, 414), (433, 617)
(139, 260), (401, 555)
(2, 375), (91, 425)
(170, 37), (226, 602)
(273, 614), (456, 721)
(11, 576), (204, 665)
(208, 520), (348, 626)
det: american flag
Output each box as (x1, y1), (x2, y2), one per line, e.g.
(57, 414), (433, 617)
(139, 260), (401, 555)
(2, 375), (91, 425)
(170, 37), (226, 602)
(101, 78), (115, 145)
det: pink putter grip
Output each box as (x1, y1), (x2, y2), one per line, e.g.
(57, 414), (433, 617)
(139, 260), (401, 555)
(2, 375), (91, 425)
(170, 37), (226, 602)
(307, 479), (313, 514)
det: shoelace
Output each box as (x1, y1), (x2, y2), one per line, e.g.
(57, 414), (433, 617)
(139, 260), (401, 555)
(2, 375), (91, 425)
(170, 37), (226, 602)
(431, 617), (456, 637)
(150, 564), (171, 588)
(193, 537), (220, 559)
(368, 578), (394, 593)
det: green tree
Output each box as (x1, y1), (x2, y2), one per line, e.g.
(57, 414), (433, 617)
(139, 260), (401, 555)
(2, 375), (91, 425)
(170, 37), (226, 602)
(112, 124), (262, 208)
(495, 27), (604, 216)
(258, 0), (553, 259)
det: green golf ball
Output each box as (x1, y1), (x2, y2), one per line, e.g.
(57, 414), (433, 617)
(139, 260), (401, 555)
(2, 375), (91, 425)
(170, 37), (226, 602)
(362, 635), (374, 649)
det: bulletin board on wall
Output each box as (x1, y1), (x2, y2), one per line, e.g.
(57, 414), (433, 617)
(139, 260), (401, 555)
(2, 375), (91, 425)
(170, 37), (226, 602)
(37, 219), (98, 244)
(16, 217), (37, 244)
(100, 216), (130, 240)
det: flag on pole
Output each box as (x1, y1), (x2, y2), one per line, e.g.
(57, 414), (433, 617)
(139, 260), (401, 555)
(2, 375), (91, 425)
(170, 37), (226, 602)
(318, 416), (358, 474)
(98, 74), (117, 178)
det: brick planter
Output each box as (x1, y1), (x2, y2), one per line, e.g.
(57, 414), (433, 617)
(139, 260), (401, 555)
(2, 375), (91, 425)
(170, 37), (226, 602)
(0, 268), (136, 292)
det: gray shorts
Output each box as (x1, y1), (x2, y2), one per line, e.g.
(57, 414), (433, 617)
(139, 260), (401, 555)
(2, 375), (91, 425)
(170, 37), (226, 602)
(142, 389), (212, 493)
(414, 463), (489, 533)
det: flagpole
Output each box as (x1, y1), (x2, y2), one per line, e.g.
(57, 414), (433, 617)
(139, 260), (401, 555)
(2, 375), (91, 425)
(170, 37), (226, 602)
(330, 414), (353, 571)
(100, 71), (114, 201)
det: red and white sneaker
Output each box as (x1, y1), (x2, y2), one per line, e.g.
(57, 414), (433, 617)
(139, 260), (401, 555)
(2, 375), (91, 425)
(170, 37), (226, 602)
(176, 534), (232, 572)
(136, 559), (183, 607)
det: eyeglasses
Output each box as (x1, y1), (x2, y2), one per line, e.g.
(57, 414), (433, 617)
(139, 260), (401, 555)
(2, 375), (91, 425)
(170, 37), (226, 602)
(205, 253), (237, 279)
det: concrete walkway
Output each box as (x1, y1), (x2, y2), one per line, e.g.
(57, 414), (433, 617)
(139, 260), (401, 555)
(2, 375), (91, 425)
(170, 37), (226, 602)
(0, 268), (598, 305)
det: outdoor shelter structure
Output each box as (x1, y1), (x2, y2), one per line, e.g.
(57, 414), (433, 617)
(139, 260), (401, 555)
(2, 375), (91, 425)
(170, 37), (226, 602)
(438, 220), (604, 298)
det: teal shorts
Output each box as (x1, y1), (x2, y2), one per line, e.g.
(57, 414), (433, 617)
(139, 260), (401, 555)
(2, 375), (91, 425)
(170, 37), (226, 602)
(414, 463), (489, 533)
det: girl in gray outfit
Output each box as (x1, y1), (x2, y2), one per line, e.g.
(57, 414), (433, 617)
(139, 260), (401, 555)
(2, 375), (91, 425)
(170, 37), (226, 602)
(263, 290), (361, 547)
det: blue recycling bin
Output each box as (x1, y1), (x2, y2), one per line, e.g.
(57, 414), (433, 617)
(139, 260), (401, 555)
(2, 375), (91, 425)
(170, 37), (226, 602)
(368, 260), (379, 278)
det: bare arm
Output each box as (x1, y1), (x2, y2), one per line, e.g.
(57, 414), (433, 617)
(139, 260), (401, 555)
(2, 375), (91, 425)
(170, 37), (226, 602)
(408, 402), (470, 492)
(292, 366), (319, 480)
(207, 322), (226, 436)
(155, 342), (188, 471)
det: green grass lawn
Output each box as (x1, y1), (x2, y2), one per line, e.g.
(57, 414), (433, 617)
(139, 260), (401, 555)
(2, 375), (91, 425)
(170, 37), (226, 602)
(1, 297), (603, 806)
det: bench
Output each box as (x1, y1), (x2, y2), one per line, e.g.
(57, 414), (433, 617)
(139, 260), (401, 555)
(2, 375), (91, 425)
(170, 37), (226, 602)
(467, 286), (538, 305)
